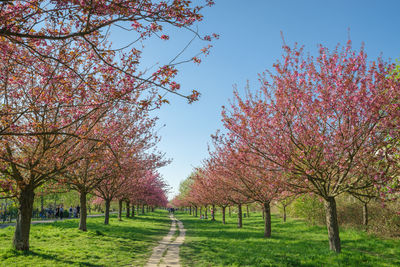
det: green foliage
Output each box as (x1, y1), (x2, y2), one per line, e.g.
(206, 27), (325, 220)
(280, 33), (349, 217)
(335, 197), (400, 237)
(289, 195), (326, 225)
(393, 59), (400, 79)
(62, 210), (69, 218)
(0, 210), (170, 266)
(288, 194), (400, 238)
(33, 191), (81, 211)
(178, 172), (197, 197)
(176, 211), (400, 266)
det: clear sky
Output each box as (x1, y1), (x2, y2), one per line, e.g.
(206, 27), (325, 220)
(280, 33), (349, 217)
(117, 1), (400, 199)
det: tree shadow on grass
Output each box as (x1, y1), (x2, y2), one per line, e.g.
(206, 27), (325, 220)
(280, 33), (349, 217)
(35, 215), (170, 243)
(178, 212), (400, 267)
(2, 249), (103, 267)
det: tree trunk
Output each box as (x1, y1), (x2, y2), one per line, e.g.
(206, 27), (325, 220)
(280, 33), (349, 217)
(246, 205), (250, 218)
(189, 206), (192, 215)
(205, 205), (208, 219)
(79, 192), (88, 231)
(211, 204), (216, 221)
(229, 206), (231, 217)
(237, 204), (242, 228)
(262, 208), (265, 220)
(132, 205), (135, 217)
(142, 204), (145, 214)
(118, 199), (123, 221)
(104, 199), (111, 225)
(195, 206), (198, 217)
(126, 201), (130, 218)
(263, 201), (271, 238)
(222, 206), (226, 224)
(324, 197), (341, 253)
(283, 205), (287, 222)
(40, 195), (44, 213)
(151, 207), (154, 212)
(362, 203), (368, 227)
(13, 185), (35, 251)
(137, 204), (139, 215)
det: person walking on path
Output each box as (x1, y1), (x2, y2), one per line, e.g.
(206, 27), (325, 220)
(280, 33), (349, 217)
(59, 205), (64, 220)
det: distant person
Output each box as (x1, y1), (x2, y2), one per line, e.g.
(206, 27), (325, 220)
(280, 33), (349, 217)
(69, 206), (73, 218)
(55, 206), (60, 219)
(76, 205), (80, 217)
(59, 205), (64, 219)
(39, 210), (45, 219)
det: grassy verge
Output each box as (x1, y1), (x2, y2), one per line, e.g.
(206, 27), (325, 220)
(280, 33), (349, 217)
(176, 211), (400, 267)
(0, 210), (170, 267)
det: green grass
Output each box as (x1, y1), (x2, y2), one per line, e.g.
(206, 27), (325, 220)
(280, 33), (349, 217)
(171, 223), (180, 243)
(0, 210), (170, 267)
(176, 211), (400, 267)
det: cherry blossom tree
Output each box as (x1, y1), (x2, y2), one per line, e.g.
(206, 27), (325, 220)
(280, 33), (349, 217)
(0, 0), (217, 104)
(0, 1), (216, 251)
(207, 133), (287, 237)
(222, 41), (400, 252)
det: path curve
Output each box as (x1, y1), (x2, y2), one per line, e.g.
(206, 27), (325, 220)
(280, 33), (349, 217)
(144, 214), (186, 267)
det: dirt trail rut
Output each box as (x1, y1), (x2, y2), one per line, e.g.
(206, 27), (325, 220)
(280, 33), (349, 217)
(144, 214), (186, 267)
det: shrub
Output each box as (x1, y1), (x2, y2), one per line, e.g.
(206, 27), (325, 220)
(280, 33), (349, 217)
(63, 210), (69, 218)
(288, 193), (400, 238)
(289, 195), (325, 225)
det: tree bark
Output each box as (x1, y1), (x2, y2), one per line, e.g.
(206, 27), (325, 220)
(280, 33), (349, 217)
(132, 205), (135, 217)
(118, 199), (123, 221)
(237, 204), (242, 228)
(126, 201), (130, 218)
(189, 206), (192, 215)
(324, 197), (341, 253)
(137, 204), (139, 215)
(211, 204), (216, 221)
(228, 206), (231, 217)
(104, 199), (111, 225)
(13, 185), (35, 251)
(205, 205), (208, 219)
(79, 192), (88, 231)
(142, 204), (145, 214)
(283, 205), (287, 222)
(222, 206), (226, 224)
(263, 201), (271, 238)
(246, 205), (250, 218)
(195, 206), (198, 217)
(362, 203), (368, 228)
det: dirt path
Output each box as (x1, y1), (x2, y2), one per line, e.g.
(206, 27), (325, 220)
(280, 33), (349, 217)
(144, 214), (186, 267)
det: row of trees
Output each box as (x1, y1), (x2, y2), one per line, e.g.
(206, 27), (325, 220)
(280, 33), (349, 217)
(0, 0), (216, 251)
(172, 41), (400, 253)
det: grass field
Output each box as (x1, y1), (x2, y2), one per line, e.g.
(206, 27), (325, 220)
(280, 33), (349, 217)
(0, 210), (170, 267)
(176, 211), (400, 267)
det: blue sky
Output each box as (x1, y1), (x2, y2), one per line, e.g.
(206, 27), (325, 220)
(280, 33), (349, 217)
(116, 1), (400, 198)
